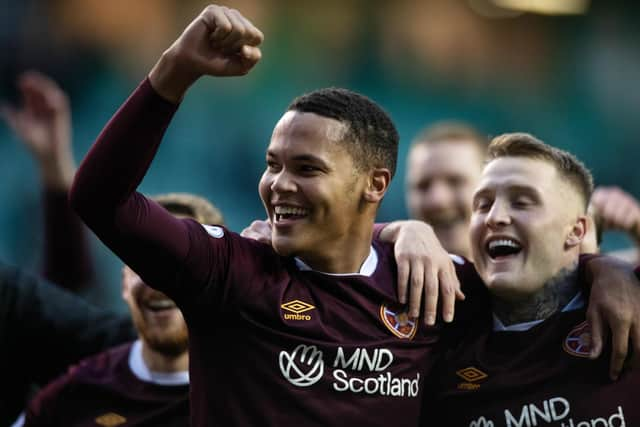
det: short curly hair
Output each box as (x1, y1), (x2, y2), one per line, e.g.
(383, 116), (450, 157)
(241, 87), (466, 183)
(288, 88), (399, 178)
(152, 193), (224, 224)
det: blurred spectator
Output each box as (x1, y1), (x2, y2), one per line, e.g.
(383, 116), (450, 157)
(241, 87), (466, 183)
(1, 72), (93, 291)
(23, 193), (223, 427)
(0, 262), (135, 426)
(405, 121), (488, 258)
(589, 186), (640, 264)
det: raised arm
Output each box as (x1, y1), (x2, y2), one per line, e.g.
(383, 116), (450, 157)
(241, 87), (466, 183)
(583, 255), (640, 380)
(589, 186), (640, 264)
(1, 72), (93, 291)
(69, 5), (263, 296)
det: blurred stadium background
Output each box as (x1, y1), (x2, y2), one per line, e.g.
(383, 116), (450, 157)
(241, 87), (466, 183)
(1, 0), (638, 310)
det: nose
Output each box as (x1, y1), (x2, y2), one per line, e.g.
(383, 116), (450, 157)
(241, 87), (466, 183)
(423, 181), (451, 210)
(270, 169), (297, 193)
(485, 199), (511, 229)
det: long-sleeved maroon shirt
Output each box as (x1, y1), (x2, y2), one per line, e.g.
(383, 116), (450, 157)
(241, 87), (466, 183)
(69, 79), (487, 427)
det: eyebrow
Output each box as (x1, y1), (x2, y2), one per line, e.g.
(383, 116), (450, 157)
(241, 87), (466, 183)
(266, 151), (328, 166)
(472, 184), (539, 199)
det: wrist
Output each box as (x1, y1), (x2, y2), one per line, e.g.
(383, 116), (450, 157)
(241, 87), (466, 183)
(378, 221), (403, 243)
(148, 51), (198, 104)
(40, 154), (76, 190)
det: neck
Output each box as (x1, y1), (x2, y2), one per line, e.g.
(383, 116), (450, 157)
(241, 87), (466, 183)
(492, 260), (580, 326)
(141, 343), (188, 373)
(301, 225), (373, 274)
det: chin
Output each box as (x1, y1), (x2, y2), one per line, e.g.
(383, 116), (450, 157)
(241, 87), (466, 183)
(271, 238), (297, 257)
(483, 272), (521, 296)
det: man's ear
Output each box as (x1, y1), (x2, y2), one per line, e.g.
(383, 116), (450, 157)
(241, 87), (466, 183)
(363, 168), (391, 203)
(566, 215), (588, 248)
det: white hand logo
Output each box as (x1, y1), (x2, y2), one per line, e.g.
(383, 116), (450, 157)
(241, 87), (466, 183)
(469, 417), (494, 427)
(279, 344), (324, 387)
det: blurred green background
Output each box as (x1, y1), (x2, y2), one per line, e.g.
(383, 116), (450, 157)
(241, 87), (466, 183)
(1, 0), (639, 310)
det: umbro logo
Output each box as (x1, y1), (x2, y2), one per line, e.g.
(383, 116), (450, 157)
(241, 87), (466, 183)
(456, 366), (488, 391)
(281, 299), (315, 321)
(95, 412), (127, 427)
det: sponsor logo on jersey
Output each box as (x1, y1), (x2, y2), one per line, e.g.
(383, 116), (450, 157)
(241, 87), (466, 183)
(563, 321), (592, 358)
(279, 344), (325, 387)
(469, 416), (494, 427)
(278, 344), (420, 397)
(500, 397), (625, 427)
(95, 412), (127, 427)
(379, 304), (417, 339)
(281, 299), (315, 320)
(203, 224), (224, 238)
(456, 366), (488, 390)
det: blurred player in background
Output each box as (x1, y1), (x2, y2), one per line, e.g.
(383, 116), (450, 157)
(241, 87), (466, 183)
(24, 193), (223, 427)
(589, 186), (640, 264)
(1, 71), (92, 291)
(405, 122), (488, 259)
(0, 262), (135, 426)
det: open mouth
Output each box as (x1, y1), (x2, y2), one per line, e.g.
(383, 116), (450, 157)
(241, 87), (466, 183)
(273, 205), (309, 223)
(486, 238), (522, 260)
(142, 298), (177, 312)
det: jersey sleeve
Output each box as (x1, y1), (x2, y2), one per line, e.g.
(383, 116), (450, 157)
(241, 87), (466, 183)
(42, 188), (94, 292)
(0, 262), (135, 388)
(69, 78), (214, 299)
(176, 223), (285, 314)
(445, 255), (491, 340)
(23, 370), (71, 427)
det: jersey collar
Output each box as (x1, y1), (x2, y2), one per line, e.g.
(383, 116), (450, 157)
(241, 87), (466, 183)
(128, 340), (189, 385)
(294, 246), (378, 277)
(493, 291), (585, 332)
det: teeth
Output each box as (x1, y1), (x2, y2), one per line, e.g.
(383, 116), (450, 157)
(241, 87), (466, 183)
(488, 239), (520, 250)
(274, 206), (308, 216)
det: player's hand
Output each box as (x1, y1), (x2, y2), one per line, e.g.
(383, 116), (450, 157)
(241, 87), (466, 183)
(241, 219), (272, 245)
(590, 186), (640, 242)
(585, 255), (640, 380)
(1, 71), (75, 189)
(149, 4), (264, 103)
(378, 220), (464, 325)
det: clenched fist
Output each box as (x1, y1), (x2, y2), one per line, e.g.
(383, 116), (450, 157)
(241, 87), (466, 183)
(149, 5), (264, 103)
(590, 186), (640, 242)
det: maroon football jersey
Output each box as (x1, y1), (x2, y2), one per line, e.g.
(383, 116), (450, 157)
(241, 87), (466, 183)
(25, 343), (189, 427)
(171, 223), (465, 427)
(69, 79), (488, 427)
(428, 308), (640, 427)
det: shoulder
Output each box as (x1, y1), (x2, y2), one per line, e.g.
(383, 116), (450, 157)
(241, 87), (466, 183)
(195, 222), (290, 270)
(65, 342), (133, 381)
(25, 344), (134, 423)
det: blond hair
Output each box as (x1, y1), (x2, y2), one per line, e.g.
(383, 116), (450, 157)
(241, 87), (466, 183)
(152, 193), (224, 224)
(487, 133), (593, 209)
(412, 121), (488, 150)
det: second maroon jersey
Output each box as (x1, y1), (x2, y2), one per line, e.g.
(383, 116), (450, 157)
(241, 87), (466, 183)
(25, 342), (189, 427)
(429, 307), (640, 427)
